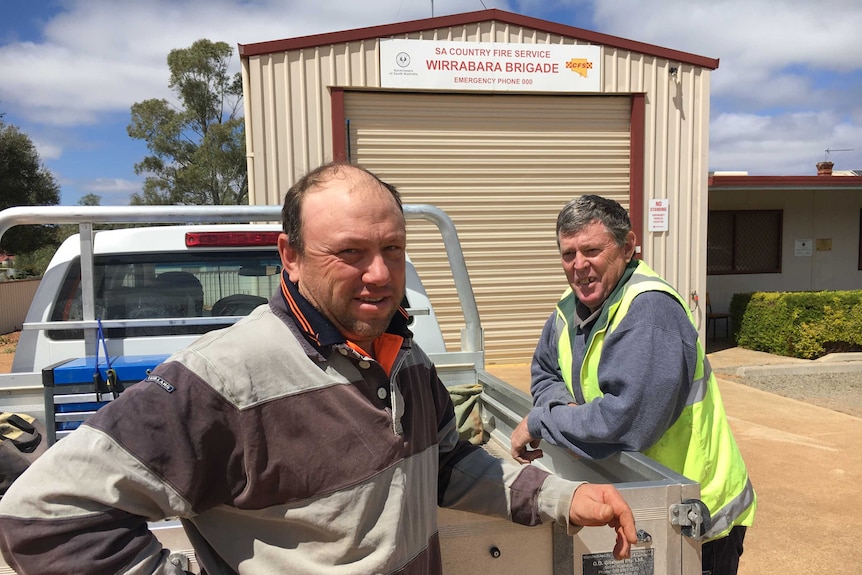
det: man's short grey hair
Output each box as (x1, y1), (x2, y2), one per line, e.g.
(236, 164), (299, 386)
(556, 195), (631, 247)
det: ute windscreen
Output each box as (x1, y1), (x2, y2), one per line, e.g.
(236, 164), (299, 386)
(48, 250), (282, 340)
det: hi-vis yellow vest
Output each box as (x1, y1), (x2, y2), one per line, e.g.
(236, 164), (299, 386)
(555, 260), (756, 540)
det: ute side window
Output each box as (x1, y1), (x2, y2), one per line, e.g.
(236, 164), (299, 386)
(49, 251), (281, 340)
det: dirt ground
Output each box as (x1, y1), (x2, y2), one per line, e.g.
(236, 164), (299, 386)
(0, 331), (16, 373)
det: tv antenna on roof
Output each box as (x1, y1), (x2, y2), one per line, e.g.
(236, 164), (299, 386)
(825, 148), (854, 161)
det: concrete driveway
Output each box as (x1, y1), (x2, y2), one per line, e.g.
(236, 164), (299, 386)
(716, 377), (861, 575)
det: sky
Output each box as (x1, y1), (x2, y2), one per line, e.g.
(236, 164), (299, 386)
(2, 0), (862, 206)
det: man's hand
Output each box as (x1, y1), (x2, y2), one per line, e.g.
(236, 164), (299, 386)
(569, 483), (638, 560)
(510, 417), (543, 464)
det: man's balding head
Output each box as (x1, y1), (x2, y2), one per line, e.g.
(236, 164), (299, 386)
(281, 162), (403, 254)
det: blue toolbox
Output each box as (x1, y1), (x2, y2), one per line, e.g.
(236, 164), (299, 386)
(42, 354), (169, 444)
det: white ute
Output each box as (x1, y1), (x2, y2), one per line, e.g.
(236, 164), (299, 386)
(0, 204), (705, 575)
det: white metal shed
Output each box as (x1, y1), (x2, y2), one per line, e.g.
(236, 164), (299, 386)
(239, 9), (719, 363)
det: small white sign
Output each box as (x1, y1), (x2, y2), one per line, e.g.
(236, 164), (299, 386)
(795, 239), (813, 257)
(648, 198), (669, 232)
(379, 39), (601, 92)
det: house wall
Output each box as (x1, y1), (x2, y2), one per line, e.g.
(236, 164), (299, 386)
(707, 188), (862, 313)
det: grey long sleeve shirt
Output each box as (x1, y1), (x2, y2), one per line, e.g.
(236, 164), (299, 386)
(527, 290), (700, 460)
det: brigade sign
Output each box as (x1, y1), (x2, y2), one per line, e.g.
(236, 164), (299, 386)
(380, 38), (601, 92)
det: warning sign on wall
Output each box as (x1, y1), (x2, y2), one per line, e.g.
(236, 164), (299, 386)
(648, 199), (669, 233)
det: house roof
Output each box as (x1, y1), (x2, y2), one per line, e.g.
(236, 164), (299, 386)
(237, 8), (719, 70)
(709, 174), (862, 191)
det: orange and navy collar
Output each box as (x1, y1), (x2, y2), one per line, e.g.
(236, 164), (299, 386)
(278, 270), (412, 353)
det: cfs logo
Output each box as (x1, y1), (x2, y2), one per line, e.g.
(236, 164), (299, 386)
(396, 52), (411, 68)
(566, 58), (593, 78)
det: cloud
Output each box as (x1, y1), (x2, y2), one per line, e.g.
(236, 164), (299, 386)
(710, 110), (862, 174)
(0, 0), (512, 128)
(81, 177), (141, 195)
(75, 177), (142, 206)
(32, 138), (63, 161)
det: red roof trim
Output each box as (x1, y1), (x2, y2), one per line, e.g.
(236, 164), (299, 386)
(238, 9), (719, 70)
(629, 93), (646, 255)
(331, 88), (347, 162)
(709, 175), (862, 190)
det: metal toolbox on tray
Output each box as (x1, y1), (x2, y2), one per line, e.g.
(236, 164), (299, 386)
(436, 368), (704, 575)
(41, 354), (169, 444)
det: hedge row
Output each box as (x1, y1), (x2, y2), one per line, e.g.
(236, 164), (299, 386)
(729, 291), (862, 359)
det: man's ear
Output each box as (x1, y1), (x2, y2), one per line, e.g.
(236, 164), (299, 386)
(277, 233), (301, 282)
(624, 230), (637, 262)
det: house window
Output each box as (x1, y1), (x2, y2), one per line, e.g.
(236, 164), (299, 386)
(707, 210), (782, 274)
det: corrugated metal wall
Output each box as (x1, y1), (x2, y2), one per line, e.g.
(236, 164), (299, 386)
(344, 91), (630, 362)
(242, 18), (711, 357)
(602, 52), (711, 331)
(0, 279), (39, 334)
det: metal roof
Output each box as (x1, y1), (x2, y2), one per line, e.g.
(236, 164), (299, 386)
(237, 8), (719, 70)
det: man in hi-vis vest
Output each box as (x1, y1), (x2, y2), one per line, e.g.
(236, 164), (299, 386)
(510, 195), (756, 575)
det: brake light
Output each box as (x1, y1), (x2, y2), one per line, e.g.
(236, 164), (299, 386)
(185, 231), (280, 247)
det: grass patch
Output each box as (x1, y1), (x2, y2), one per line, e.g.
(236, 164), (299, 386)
(0, 333), (17, 354)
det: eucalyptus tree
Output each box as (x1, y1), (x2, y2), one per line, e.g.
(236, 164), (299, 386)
(128, 39), (247, 206)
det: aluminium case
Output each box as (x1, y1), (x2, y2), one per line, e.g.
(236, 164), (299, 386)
(435, 362), (702, 575)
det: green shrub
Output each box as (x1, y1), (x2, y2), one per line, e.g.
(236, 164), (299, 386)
(729, 290), (862, 359)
